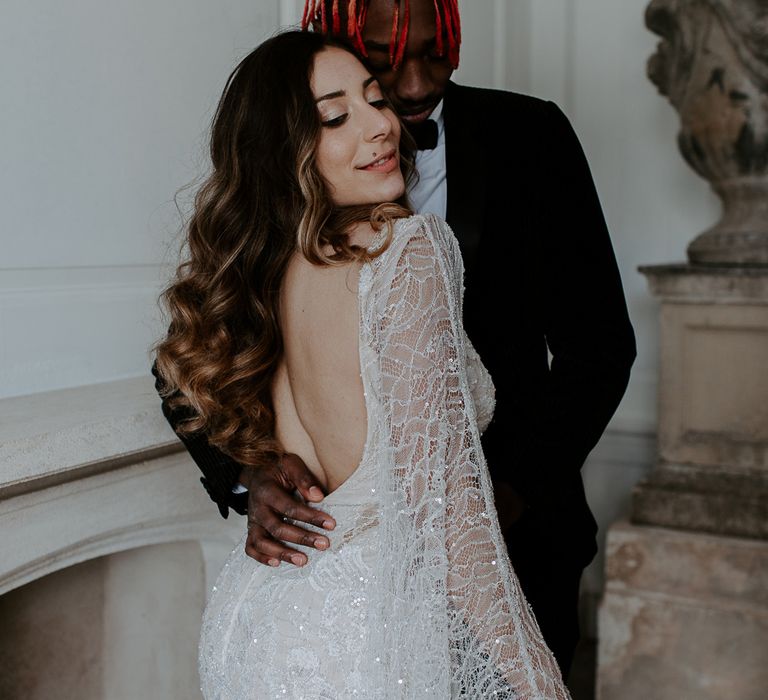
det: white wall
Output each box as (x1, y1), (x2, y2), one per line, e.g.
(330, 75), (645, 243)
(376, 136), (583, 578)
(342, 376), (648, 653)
(0, 1), (280, 397)
(2, 1), (719, 424)
(2, 0), (720, 608)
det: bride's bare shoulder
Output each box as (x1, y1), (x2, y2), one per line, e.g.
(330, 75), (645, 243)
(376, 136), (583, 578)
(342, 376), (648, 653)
(281, 247), (364, 312)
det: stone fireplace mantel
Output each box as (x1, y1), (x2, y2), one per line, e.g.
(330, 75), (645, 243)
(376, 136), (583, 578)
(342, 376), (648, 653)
(0, 377), (242, 699)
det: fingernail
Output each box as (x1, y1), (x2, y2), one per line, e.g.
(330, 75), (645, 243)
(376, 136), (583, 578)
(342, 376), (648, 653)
(291, 554), (305, 566)
(323, 519), (335, 529)
(268, 558), (280, 567)
(309, 486), (324, 499)
(314, 538), (328, 550)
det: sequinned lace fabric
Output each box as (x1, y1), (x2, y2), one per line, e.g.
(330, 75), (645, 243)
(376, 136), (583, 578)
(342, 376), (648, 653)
(198, 214), (571, 699)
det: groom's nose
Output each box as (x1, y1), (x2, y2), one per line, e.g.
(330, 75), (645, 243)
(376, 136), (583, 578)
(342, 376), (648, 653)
(391, 56), (435, 105)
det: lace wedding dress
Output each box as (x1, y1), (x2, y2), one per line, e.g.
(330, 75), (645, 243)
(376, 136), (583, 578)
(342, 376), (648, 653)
(198, 213), (571, 699)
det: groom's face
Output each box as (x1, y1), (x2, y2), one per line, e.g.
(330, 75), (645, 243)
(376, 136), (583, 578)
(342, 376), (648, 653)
(358, 0), (456, 124)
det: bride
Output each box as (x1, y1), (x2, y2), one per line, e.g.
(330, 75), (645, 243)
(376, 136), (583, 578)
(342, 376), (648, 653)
(153, 29), (570, 699)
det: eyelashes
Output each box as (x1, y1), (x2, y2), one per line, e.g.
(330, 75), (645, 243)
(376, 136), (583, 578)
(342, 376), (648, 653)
(321, 115), (347, 128)
(321, 99), (389, 128)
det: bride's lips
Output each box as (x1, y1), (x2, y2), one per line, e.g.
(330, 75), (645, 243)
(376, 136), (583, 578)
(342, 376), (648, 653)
(357, 148), (398, 173)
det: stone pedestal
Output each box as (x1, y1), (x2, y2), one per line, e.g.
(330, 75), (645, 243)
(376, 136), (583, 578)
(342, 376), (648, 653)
(597, 266), (768, 699)
(632, 265), (768, 540)
(599, 521), (768, 700)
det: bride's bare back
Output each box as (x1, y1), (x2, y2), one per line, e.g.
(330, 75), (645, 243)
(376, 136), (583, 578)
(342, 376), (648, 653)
(272, 241), (369, 495)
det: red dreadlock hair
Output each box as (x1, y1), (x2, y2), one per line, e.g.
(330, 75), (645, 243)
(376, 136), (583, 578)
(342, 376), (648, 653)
(301, 0), (461, 70)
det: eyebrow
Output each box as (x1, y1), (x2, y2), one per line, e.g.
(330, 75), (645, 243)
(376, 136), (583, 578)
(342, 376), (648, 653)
(315, 75), (377, 103)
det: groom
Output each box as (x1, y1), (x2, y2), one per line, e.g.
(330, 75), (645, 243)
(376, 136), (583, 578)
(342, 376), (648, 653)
(153, 0), (635, 681)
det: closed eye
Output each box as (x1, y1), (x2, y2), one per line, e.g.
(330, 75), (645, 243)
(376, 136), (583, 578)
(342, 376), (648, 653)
(321, 114), (348, 128)
(369, 99), (388, 109)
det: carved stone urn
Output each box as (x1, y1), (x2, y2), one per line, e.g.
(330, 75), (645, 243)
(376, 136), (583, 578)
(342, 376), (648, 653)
(646, 0), (768, 265)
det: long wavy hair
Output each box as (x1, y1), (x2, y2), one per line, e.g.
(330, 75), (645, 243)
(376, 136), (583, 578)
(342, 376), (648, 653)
(152, 29), (416, 469)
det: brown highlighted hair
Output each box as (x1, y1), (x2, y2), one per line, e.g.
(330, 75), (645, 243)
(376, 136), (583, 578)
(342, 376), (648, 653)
(153, 30), (415, 470)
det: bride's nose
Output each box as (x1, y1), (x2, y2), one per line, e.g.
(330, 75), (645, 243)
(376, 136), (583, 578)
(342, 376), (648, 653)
(361, 104), (393, 143)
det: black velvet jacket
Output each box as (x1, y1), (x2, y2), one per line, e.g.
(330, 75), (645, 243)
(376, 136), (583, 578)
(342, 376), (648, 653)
(152, 82), (637, 565)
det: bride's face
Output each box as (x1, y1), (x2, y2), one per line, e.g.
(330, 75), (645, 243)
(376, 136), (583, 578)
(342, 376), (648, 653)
(311, 47), (405, 207)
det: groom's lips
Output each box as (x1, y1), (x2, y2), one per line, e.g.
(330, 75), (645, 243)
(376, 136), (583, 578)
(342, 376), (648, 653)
(398, 103), (438, 124)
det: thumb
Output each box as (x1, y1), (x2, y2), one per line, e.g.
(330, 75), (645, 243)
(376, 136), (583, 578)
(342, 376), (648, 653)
(280, 452), (327, 502)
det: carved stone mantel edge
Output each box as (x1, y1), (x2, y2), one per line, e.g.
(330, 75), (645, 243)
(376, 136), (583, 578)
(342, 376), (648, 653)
(0, 377), (242, 597)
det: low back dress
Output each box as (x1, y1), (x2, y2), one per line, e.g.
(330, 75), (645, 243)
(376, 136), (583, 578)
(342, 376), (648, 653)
(198, 213), (571, 699)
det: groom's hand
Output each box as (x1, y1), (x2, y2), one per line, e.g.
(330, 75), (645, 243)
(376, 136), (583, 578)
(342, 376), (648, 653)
(241, 453), (336, 568)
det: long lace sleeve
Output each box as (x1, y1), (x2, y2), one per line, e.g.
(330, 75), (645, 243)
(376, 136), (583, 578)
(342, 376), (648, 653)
(363, 214), (569, 698)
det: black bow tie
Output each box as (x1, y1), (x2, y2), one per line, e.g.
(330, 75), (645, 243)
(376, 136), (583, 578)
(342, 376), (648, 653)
(407, 119), (439, 151)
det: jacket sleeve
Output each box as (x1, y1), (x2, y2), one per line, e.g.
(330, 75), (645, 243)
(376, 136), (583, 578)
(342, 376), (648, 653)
(151, 358), (248, 519)
(499, 101), (637, 509)
(369, 215), (569, 697)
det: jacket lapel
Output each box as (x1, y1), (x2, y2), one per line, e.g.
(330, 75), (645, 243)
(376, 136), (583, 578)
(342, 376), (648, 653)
(443, 81), (486, 274)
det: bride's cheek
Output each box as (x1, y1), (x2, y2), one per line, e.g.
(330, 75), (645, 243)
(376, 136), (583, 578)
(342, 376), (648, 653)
(317, 137), (349, 177)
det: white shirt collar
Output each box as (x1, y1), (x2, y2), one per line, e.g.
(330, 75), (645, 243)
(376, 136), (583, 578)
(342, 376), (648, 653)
(428, 99), (445, 132)
(408, 98), (447, 218)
